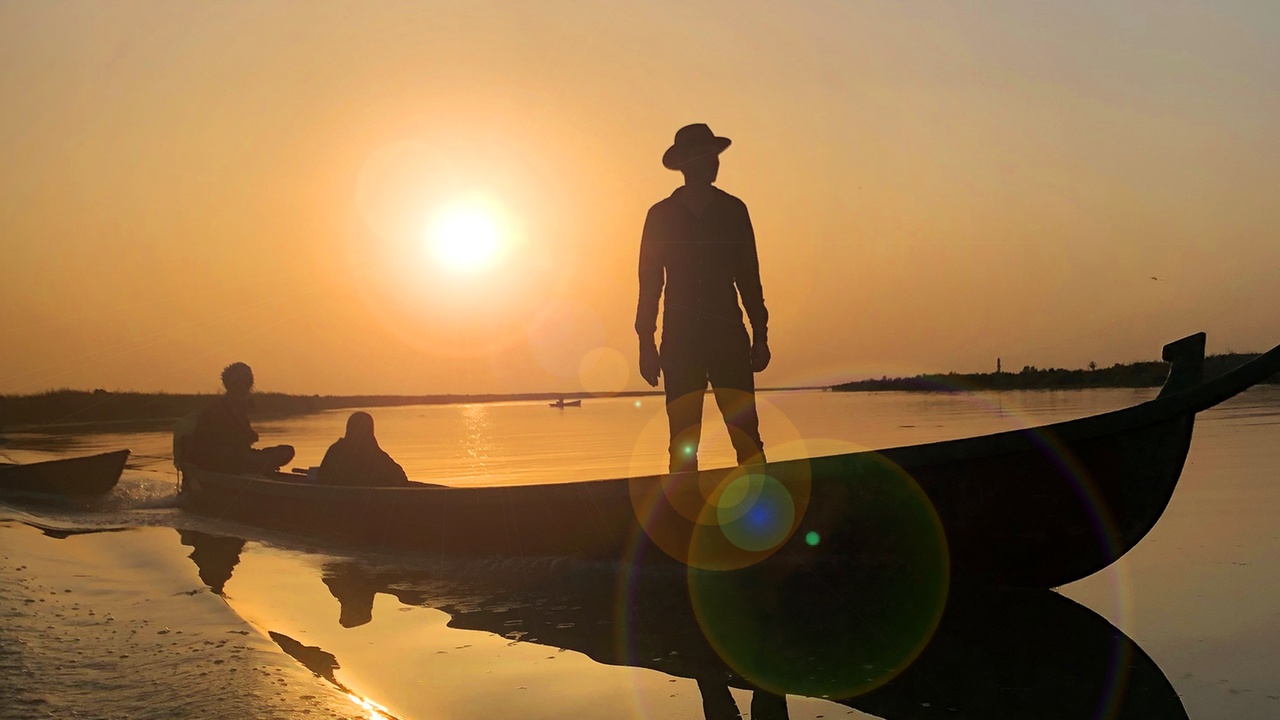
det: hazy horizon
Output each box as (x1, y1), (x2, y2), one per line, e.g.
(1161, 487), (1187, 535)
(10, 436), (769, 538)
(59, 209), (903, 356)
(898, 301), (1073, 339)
(4, 0), (1279, 397)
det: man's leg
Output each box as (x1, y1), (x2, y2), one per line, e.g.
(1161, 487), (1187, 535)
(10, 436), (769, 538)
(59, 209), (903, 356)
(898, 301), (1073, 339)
(662, 345), (709, 473)
(262, 445), (295, 470)
(709, 343), (765, 466)
(241, 445), (295, 474)
(695, 678), (743, 720)
(749, 690), (789, 719)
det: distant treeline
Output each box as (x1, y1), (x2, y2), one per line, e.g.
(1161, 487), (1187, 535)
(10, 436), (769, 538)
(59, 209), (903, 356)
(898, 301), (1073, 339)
(831, 353), (1279, 393)
(0, 389), (658, 432)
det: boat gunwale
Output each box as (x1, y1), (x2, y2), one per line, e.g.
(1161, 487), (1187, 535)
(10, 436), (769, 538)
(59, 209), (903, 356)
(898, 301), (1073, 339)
(0, 448), (131, 472)
(178, 382), (1198, 500)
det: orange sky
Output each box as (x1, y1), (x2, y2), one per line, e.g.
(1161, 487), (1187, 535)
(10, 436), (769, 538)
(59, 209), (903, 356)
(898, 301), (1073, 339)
(2, 1), (1278, 396)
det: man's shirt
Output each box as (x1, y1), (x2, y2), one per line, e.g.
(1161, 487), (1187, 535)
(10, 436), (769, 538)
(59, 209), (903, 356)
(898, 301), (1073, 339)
(635, 186), (768, 345)
(190, 395), (258, 467)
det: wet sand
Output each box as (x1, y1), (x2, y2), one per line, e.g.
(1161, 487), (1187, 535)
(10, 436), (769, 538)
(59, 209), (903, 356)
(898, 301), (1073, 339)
(0, 523), (360, 720)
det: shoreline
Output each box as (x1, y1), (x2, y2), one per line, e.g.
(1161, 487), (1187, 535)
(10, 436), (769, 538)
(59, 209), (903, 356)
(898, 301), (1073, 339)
(832, 351), (1277, 394)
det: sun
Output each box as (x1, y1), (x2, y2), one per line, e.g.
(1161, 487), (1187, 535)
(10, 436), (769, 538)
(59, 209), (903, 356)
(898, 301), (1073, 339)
(427, 198), (506, 272)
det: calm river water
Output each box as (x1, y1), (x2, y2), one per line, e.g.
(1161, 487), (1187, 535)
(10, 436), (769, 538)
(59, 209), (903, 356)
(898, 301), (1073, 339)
(2, 387), (1278, 719)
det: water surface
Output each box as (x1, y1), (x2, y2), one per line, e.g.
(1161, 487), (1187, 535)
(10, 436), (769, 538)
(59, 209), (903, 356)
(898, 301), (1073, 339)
(2, 387), (1278, 718)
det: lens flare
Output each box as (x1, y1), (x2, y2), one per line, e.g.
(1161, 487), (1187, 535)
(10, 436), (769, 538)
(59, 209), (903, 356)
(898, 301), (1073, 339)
(528, 299), (606, 378)
(614, 384), (1136, 712)
(689, 451), (949, 700)
(578, 347), (630, 396)
(716, 474), (795, 552)
(626, 393), (812, 570)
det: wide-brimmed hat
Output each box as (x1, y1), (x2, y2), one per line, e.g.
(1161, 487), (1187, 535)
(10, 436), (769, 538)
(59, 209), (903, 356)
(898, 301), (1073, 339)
(662, 123), (732, 170)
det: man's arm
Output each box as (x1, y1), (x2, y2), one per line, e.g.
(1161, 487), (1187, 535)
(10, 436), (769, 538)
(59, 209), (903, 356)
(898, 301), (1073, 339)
(735, 205), (769, 345)
(635, 206), (664, 341)
(636, 206), (664, 386)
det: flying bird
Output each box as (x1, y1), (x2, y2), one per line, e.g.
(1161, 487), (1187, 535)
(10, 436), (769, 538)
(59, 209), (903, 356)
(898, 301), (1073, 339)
(1150, 276), (1162, 281)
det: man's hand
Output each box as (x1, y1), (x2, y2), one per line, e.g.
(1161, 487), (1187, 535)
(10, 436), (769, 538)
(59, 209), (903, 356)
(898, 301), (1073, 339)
(750, 338), (771, 373)
(639, 341), (661, 387)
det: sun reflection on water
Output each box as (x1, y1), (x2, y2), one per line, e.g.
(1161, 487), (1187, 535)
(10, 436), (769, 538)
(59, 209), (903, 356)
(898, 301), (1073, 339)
(347, 691), (394, 720)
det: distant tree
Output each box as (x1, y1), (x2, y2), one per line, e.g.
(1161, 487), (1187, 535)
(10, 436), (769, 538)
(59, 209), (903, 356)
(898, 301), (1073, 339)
(1088, 361), (1097, 371)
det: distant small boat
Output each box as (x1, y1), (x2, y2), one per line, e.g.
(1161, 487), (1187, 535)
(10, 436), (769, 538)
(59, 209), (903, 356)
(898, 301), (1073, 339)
(549, 398), (582, 408)
(0, 450), (130, 496)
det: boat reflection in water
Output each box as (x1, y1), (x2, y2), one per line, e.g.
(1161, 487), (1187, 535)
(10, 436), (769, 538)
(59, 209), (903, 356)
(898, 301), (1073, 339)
(181, 529), (1186, 718)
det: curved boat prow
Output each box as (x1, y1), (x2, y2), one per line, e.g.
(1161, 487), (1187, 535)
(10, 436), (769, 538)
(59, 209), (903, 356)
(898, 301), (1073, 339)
(1157, 332), (1206, 398)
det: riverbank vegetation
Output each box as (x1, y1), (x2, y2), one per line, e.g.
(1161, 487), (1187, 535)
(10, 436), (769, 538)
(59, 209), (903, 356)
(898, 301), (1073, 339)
(832, 353), (1277, 393)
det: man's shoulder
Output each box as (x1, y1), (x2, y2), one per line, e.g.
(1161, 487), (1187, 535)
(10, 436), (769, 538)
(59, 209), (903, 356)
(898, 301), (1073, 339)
(712, 187), (748, 211)
(649, 187), (747, 212)
(648, 192), (682, 215)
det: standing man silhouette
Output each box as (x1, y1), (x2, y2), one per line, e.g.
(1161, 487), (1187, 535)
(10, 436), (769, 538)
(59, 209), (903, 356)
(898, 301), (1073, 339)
(636, 123), (770, 473)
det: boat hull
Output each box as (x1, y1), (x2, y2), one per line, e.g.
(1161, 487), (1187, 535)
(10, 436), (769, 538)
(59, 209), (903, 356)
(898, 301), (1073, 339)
(0, 450), (130, 496)
(180, 407), (1193, 587)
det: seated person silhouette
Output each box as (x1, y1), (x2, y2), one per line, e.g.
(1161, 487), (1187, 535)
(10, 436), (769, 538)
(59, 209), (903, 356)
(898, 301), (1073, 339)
(316, 412), (409, 487)
(189, 362), (294, 474)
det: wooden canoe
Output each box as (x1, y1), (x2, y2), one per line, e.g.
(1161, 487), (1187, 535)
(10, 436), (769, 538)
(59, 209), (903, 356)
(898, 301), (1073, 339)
(0, 449), (130, 496)
(179, 333), (1280, 587)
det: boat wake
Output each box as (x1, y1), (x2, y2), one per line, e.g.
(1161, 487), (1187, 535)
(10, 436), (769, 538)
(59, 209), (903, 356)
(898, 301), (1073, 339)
(98, 473), (184, 511)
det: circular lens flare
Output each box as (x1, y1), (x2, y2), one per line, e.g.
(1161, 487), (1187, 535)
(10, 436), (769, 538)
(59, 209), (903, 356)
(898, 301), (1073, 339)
(428, 199), (504, 271)
(717, 474), (795, 552)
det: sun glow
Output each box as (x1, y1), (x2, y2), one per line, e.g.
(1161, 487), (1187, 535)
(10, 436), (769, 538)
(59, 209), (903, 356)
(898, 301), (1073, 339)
(427, 198), (506, 272)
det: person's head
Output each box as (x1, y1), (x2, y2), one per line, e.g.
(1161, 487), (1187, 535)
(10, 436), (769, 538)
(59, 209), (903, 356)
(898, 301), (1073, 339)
(679, 154), (719, 186)
(345, 411), (376, 442)
(662, 123), (730, 185)
(220, 362), (254, 397)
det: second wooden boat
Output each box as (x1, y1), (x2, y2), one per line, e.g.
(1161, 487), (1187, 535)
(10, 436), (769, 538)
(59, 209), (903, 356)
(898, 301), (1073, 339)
(0, 449), (130, 497)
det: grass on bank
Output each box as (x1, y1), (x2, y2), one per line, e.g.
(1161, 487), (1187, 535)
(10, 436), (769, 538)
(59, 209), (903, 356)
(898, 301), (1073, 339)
(832, 352), (1277, 393)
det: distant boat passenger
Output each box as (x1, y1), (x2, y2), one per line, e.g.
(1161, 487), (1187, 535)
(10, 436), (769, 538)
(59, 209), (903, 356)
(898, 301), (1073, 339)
(316, 412), (409, 487)
(189, 363), (295, 474)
